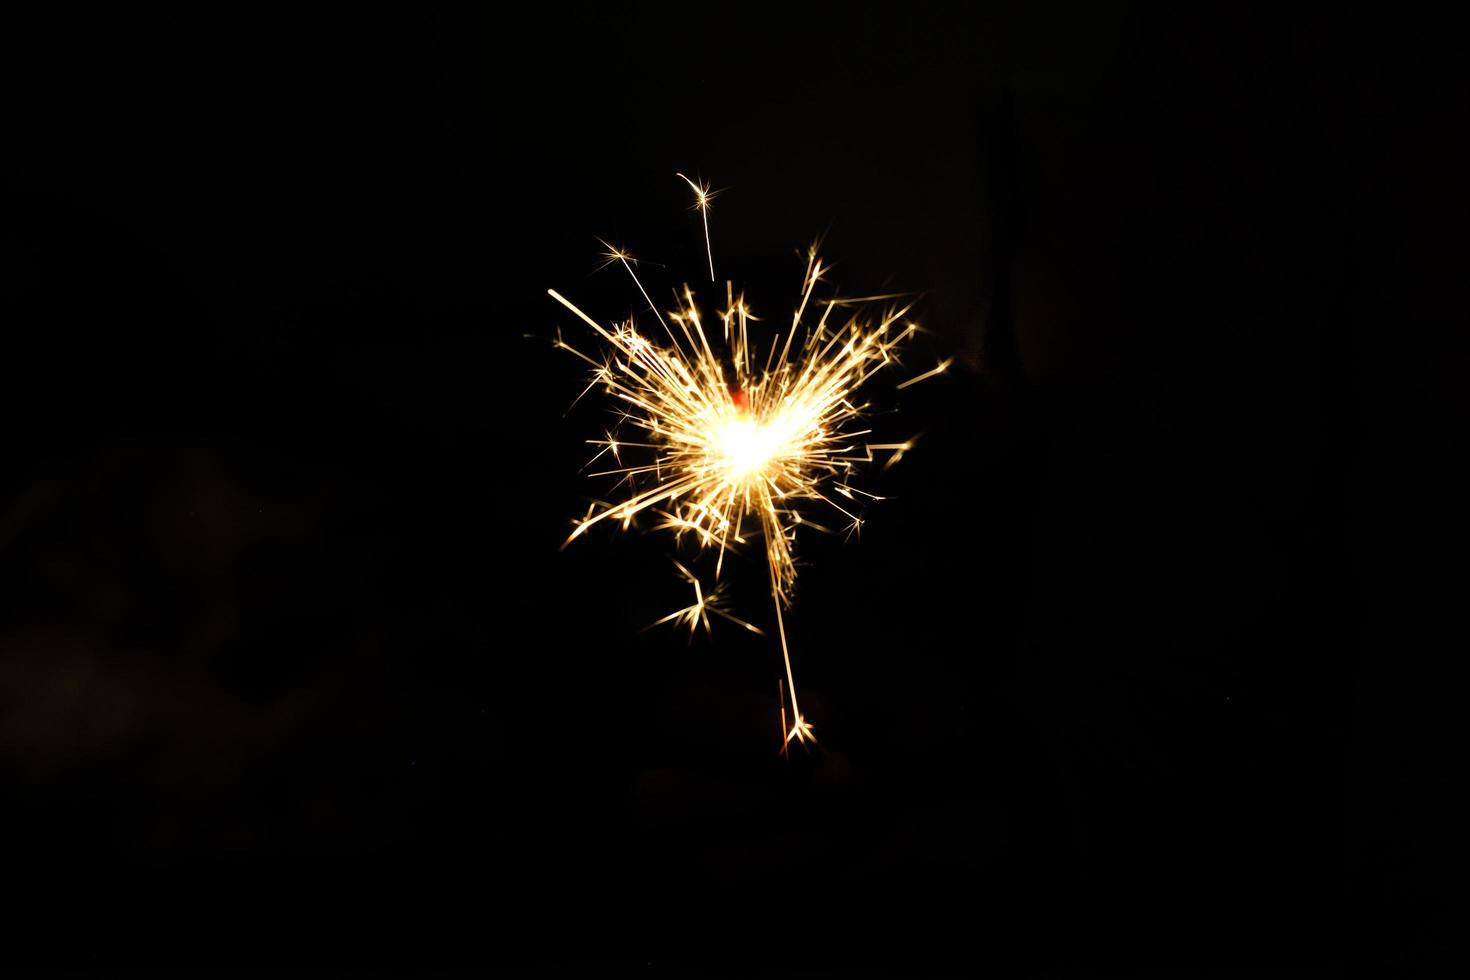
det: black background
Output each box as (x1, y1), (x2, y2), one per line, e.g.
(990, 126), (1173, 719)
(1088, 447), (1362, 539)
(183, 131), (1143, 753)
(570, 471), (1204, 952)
(3, 4), (1464, 977)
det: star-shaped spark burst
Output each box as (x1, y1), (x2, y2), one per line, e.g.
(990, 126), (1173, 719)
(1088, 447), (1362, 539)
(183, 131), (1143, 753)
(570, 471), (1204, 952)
(645, 561), (765, 640)
(550, 176), (949, 748)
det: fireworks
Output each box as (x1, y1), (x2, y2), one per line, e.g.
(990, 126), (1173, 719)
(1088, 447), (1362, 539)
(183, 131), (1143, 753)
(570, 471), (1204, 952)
(550, 177), (949, 748)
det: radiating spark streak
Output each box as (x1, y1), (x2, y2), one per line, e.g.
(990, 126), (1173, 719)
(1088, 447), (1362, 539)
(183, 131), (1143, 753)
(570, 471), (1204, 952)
(549, 288), (617, 341)
(896, 356), (955, 390)
(599, 241), (670, 335)
(770, 559), (813, 745)
(552, 176), (949, 747)
(778, 677), (790, 759)
(676, 173), (716, 282)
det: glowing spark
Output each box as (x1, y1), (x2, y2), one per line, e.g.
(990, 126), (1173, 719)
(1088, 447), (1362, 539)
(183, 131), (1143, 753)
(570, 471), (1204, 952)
(552, 176), (947, 747)
(646, 561), (765, 640)
(896, 356), (954, 390)
(676, 172), (716, 283)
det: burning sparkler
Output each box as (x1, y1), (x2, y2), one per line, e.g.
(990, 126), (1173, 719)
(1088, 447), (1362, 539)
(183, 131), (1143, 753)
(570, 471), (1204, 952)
(550, 177), (950, 748)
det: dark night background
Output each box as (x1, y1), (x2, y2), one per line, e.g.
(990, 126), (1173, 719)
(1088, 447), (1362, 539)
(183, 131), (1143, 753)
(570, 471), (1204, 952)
(2, 4), (1464, 977)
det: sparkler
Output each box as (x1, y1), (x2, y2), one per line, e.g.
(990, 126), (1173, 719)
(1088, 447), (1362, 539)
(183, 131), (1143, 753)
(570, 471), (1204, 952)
(550, 177), (950, 748)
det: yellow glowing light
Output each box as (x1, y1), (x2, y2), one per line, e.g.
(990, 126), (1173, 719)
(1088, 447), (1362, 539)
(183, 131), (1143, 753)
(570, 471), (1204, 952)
(714, 414), (784, 480)
(551, 176), (945, 748)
